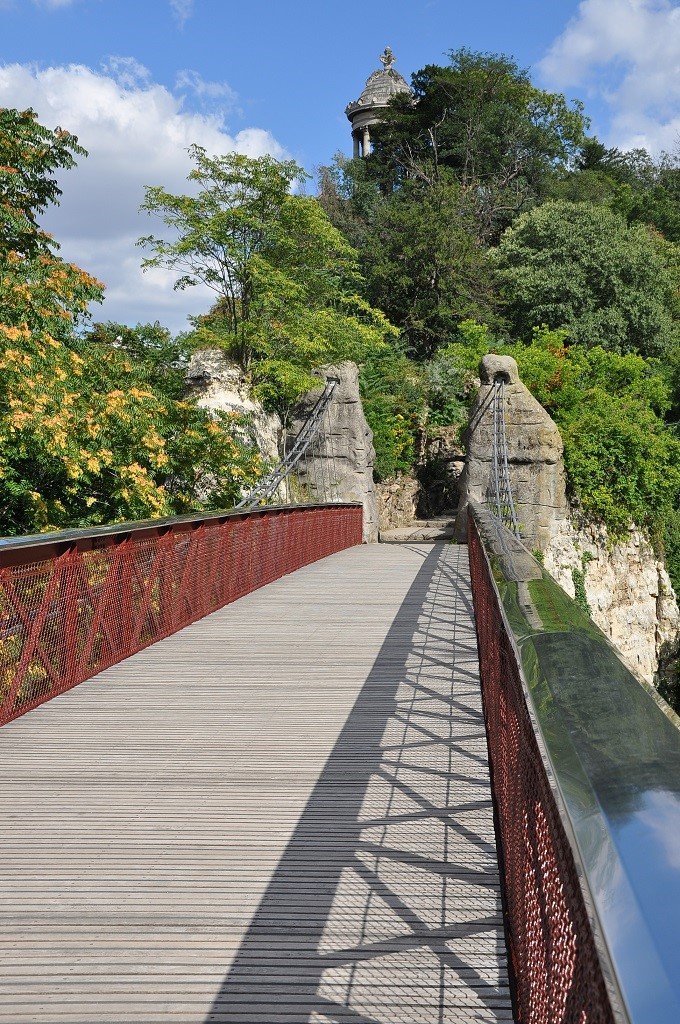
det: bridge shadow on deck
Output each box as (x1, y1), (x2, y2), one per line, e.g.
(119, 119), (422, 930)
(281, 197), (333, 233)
(208, 545), (512, 1023)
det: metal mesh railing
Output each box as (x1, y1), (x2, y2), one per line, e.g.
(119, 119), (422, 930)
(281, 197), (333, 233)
(0, 504), (362, 726)
(468, 514), (616, 1024)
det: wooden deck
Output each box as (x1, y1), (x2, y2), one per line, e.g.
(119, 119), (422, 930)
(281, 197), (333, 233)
(0, 542), (513, 1023)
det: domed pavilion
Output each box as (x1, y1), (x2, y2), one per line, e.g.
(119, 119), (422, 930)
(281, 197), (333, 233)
(345, 47), (410, 158)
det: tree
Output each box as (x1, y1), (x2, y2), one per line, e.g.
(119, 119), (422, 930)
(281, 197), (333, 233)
(83, 321), (187, 400)
(359, 347), (427, 480)
(550, 139), (680, 244)
(367, 49), (587, 238)
(359, 175), (498, 358)
(493, 200), (679, 357)
(0, 108), (104, 343)
(0, 110), (263, 535)
(140, 148), (395, 416)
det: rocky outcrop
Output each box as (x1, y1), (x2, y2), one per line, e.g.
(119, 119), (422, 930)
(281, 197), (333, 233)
(376, 474), (420, 531)
(456, 354), (567, 549)
(291, 362), (378, 543)
(544, 518), (680, 685)
(456, 352), (679, 685)
(185, 349), (281, 464)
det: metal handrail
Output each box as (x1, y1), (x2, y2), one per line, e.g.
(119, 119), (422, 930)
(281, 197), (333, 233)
(0, 502), (362, 569)
(0, 503), (364, 725)
(470, 501), (680, 1024)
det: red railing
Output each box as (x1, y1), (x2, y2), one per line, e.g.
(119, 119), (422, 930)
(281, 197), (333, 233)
(468, 516), (615, 1024)
(0, 504), (362, 726)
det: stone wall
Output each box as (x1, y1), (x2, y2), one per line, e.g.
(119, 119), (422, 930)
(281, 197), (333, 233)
(291, 362), (379, 543)
(455, 354), (567, 549)
(545, 518), (680, 685)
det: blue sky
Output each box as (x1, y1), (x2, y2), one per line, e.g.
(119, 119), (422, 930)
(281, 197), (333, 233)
(1, 0), (678, 329)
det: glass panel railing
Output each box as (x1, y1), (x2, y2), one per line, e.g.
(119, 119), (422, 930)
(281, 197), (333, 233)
(469, 502), (680, 1024)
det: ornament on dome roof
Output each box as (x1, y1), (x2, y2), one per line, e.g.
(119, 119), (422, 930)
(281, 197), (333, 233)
(379, 46), (396, 71)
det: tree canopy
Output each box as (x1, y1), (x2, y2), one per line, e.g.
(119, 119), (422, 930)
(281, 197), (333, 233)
(140, 149), (395, 416)
(368, 48), (587, 237)
(493, 200), (679, 357)
(0, 109), (263, 534)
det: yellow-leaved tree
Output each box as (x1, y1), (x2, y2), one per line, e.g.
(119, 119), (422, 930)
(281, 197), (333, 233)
(0, 108), (263, 535)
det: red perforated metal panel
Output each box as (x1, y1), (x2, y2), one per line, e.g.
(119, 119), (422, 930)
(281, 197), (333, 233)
(468, 517), (616, 1024)
(0, 505), (362, 726)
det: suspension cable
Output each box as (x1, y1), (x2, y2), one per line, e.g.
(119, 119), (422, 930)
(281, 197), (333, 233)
(235, 379), (339, 510)
(488, 377), (520, 537)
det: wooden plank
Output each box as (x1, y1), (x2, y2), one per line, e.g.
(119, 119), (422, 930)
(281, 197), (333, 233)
(0, 543), (514, 1023)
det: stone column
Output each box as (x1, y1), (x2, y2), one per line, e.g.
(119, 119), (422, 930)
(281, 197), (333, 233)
(362, 126), (371, 156)
(352, 132), (360, 160)
(455, 354), (567, 550)
(289, 362), (379, 543)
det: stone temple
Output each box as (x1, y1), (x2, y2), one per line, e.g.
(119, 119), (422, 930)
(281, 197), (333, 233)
(345, 46), (410, 158)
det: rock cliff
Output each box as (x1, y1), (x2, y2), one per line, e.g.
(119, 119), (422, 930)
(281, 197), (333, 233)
(544, 518), (680, 685)
(290, 362), (378, 543)
(457, 352), (679, 685)
(455, 354), (568, 549)
(185, 349), (281, 464)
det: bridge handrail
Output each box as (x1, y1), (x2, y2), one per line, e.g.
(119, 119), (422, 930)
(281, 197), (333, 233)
(0, 502), (361, 568)
(0, 503), (363, 725)
(469, 502), (680, 1024)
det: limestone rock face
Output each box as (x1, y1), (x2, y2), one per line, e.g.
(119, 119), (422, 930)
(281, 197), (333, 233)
(185, 349), (281, 463)
(292, 362), (378, 543)
(376, 475), (420, 531)
(456, 354), (567, 549)
(545, 518), (680, 685)
(456, 353), (679, 685)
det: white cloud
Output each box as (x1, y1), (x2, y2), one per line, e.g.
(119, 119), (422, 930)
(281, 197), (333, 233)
(0, 61), (287, 330)
(102, 56), (152, 90)
(33, 0), (83, 7)
(174, 69), (240, 114)
(539, 0), (680, 154)
(169, 0), (194, 28)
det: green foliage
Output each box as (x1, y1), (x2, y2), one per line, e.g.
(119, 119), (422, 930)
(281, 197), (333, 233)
(661, 506), (680, 598)
(0, 107), (86, 259)
(358, 176), (498, 358)
(423, 349), (470, 428)
(368, 48), (587, 237)
(0, 108), (104, 344)
(141, 148), (395, 418)
(493, 200), (679, 357)
(436, 323), (680, 550)
(359, 348), (427, 480)
(0, 111), (264, 535)
(550, 139), (680, 244)
(572, 552), (594, 615)
(436, 319), (497, 376)
(507, 330), (679, 544)
(317, 155), (383, 254)
(83, 321), (187, 399)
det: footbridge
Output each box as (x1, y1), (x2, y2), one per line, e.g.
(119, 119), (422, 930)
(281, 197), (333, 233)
(1, 381), (679, 1024)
